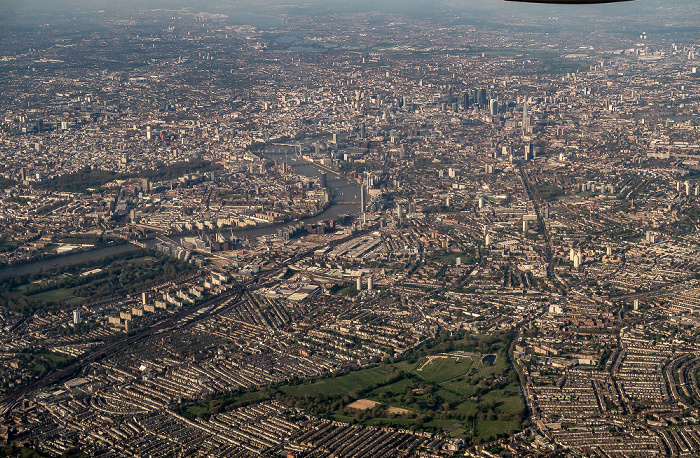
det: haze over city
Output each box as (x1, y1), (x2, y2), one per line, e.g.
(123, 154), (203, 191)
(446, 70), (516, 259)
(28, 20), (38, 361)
(0, 0), (699, 456)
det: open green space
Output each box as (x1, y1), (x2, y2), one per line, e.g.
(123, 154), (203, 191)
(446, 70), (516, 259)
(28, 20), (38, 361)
(178, 389), (272, 419)
(533, 182), (565, 201)
(2, 352), (73, 392)
(281, 366), (394, 398)
(178, 332), (524, 444)
(411, 355), (473, 383)
(475, 420), (522, 438)
(0, 238), (21, 253)
(64, 297), (87, 306)
(331, 284), (359, 296)
(32, 288), (76, 302)
(0, 249), (196, 315)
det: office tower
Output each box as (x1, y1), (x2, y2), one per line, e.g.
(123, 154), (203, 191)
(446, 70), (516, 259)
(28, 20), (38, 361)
(479, 88), (487, 108)
(356, 276), (362, 291)
(320, 173), (327, 188)
(462, 92), (470, 109)
(522, 98), (531, 133)
(489, 99), (498, 116)
(478, 196), (484, 209)
(360, 122), (366, 139)
(523, 220), (529, 233)
(146, 125), (152, 140)
(397, 204), (403, 220)
(73, 310), (81, 325)
(360, 186), (366, 212)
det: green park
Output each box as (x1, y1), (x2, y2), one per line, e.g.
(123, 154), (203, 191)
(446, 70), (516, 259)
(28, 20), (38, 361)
(179, 332), (525, 444)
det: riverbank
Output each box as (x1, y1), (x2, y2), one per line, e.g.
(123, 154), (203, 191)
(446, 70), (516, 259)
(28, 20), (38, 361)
(0, 243), (142, 279)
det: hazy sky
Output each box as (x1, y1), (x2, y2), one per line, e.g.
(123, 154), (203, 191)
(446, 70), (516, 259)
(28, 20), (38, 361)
(1, 0), (697, 32)
(0, 0), (691, 14)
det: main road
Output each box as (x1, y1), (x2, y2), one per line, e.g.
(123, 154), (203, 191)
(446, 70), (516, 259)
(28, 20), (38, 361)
(519, 164), (554, 279)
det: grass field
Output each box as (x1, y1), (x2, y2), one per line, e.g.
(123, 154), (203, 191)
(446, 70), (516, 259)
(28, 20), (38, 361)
(282, 366), (394, 398)
(31, 288), (76, 302)
(424, 419), (461, 430)
(483, 385), (524, 412)
(412, 355), (473, 383)
(372, 378), (412, 395)
(42, 353), (70, 364)
(64, 297), (87, 306)
(0, 240), (21, 253)
(182, 390), (269, 419)
(475, 420), (521, 440)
